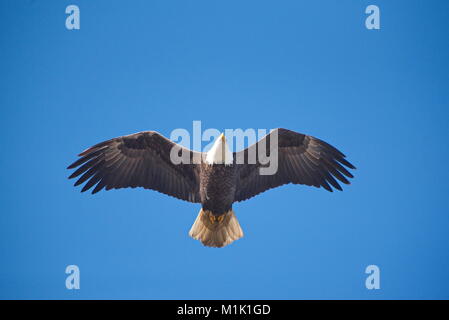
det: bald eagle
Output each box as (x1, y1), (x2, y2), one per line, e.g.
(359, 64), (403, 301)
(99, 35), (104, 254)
(67, 128), (355, 248)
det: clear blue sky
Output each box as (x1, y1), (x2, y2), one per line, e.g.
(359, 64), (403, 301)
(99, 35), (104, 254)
(0, 0), (448, 299)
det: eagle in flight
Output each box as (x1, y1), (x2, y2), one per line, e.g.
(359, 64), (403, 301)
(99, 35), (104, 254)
(67, 128), (355, 248)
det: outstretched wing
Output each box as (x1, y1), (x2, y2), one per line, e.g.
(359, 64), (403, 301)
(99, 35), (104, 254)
(234, 128), (355, 202)
(67, 131), (201, 202)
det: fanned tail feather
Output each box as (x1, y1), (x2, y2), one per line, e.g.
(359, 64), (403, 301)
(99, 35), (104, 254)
(189, 208), (243, 248)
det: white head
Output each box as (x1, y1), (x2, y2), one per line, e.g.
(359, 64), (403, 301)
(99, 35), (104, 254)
(205, 133), (234, 165)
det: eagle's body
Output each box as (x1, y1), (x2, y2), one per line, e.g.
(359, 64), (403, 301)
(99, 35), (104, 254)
(68, 128), (355, 248)
(199, 163), (236, 215)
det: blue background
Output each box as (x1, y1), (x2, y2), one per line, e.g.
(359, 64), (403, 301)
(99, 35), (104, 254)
(0, 0), (448, 299)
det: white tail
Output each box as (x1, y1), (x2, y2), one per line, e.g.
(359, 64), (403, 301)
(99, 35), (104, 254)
(189, 208), (243, 248)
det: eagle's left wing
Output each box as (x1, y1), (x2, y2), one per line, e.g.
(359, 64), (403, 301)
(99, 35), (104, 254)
(234, 128), (355, 202)
(67, 131), (201, 202)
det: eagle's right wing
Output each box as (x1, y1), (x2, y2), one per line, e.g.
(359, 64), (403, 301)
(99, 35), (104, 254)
(234, 128), (355, 202)
(67, 131), (201, 202)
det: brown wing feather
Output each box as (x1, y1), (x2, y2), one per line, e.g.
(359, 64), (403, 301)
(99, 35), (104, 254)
(67, 131), (201, 202)
(234, 128), (355, 202)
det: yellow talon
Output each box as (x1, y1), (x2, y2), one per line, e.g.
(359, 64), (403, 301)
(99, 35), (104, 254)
(205, 211), (225, 224)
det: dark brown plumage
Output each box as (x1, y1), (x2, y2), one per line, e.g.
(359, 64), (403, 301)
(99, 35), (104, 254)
(234, 128), (355, 201)
(67, 131), (201, 201)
